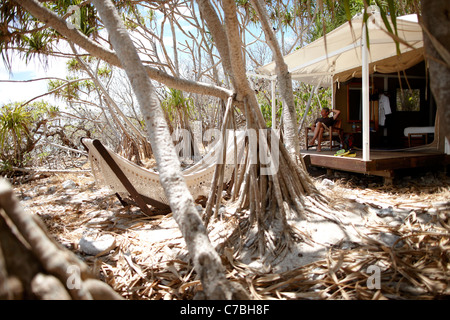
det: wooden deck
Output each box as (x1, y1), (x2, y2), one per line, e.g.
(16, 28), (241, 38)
(301, 148), (449, 183)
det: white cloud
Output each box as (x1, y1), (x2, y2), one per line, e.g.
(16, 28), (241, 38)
(0, 52), (69, 106)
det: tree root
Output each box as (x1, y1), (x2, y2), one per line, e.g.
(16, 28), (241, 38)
(0, 178), (123, 300)
(203, 105), (340, 265)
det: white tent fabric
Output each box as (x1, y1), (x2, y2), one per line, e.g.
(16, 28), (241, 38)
(257, 11), (424, 87)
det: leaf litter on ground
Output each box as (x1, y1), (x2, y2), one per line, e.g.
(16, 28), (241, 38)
(10, 162), (450, 300)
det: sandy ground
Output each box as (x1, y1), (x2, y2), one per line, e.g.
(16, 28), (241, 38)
(10, 163), (450, 299)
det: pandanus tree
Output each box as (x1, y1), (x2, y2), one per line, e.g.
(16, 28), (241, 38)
(0, 103), (34, 168)
(0, 102), (58, 170)
(196, 0), (326, 253)
(13, 0), (328, 299)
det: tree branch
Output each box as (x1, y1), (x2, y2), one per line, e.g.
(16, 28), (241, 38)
(250, 0), (300, 154)
(16, 0), (233, 100)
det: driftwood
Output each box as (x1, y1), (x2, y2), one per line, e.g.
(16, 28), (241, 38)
(0, 178), (122, 300)
(6, 167), (91, 184)
(12, 167), (91, 174)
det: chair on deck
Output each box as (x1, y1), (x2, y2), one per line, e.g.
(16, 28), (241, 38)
(305, 118), (343, 151)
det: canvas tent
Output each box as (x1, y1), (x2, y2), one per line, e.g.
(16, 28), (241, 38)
(257, 9), (424, 87)
(256, 7), (426, 161)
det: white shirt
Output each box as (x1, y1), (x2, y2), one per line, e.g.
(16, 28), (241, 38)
(379, 94), (392, 126)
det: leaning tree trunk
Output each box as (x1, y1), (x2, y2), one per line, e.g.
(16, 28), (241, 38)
(421, 0), (450, 147)
(0, 179), (122, 300)
(91, 0), (248, 300)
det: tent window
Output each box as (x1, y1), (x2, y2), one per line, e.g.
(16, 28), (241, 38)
(396, 89), (421, 112)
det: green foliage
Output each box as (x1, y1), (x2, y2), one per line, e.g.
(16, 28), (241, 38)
(1, 0), (99, 70)
(293, 85), (332, 125)
(0, 101), (59, 168)
(0, 1), (35, 70)
(396, 89), (421, 112)
(146, 9), (156, 23)
(32, 101), (60, 120)
(0, 103), (32, 151)
(66, 57), (111, 77)
(66, 58), (85, 73)
(255, 83), (331, 128)
(308, 0), (365, 43)
(374, 0), (400, 54)
(48, 74), (99, 101)
(258, 100), (278, 128)
(161, 88), (195, 130)
(307, 0), (418, 45)
(50, 0), (97, 37)
(21, 30), (52, 62)
(97, 65), (112, 78)
(266, 2), (298, 31)
(48, 78), (80, 101)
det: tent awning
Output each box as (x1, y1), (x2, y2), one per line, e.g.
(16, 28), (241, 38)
(257, 12), (424, 87)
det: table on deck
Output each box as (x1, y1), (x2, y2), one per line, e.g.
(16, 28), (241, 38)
(404, 126), (435, 147)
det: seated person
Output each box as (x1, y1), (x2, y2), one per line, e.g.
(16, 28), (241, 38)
(308, 107), (341, 151)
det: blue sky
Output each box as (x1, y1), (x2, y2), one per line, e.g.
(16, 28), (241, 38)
(0, 52), (68, 106)
(0, 3), (266, 107)
(0, 5), (194, 107)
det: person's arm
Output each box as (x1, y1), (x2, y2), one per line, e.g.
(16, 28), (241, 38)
(331, 108), (341, 120)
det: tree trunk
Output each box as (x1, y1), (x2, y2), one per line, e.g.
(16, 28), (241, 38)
(198, 0), (328, 259)
(90, 0), (248, 300)
(0, 178), (122, 300)
(250, 0), (300, 155)
(421, 0), (450, 147)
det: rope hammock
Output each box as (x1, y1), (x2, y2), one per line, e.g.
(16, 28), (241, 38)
(81, 130), (246, 215)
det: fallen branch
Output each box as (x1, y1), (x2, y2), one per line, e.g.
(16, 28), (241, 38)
(46, 142), (88, 156)
(11, 167), (91, 174)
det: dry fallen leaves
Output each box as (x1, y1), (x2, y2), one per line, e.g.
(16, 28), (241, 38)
(10, 167), (450, 300)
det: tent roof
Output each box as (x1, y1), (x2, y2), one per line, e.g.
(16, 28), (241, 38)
(257, 11), (424, 87)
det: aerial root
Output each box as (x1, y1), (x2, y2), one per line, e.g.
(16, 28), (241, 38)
(202, 105), (344, 264)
